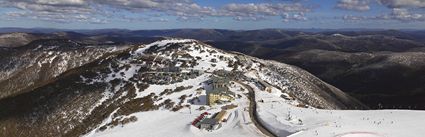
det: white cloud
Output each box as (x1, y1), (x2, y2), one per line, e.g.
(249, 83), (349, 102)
(221, 3), (311, 22)
(377, 0), (425, 8)
(0, 0), (314, 23)
(341, 8), (425, 22)
(0, 0), (216, 23)
(381, 8), (425, 21)
(233, 16), (267, 21)
(93, 0), (216, 17)
(0, 0), (102, 23)
(336, 0), (371, 11)
(282, 12), (308, 22)
(4, 11), (108, 24)
(222, 3), (309, 15)
(341, 15), (368, 21)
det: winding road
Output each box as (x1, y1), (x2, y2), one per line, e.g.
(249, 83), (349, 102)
(237, 81), (277, 137)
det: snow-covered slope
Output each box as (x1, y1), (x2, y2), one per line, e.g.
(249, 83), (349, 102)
(254, 85), (425, 137)
(1, 38), (422, 137)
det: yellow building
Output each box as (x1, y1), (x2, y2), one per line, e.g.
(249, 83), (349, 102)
(206, 76), (235, 106)
(207, 92), (235, 106)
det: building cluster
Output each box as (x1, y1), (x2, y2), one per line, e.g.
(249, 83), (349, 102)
(140, 67), (202, 85)
(212, 70), (244, 80)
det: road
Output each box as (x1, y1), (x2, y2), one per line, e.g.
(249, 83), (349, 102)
(237, 81), (277, 137)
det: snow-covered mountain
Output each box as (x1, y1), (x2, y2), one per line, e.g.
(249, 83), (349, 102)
(0, 39), (127, 100)
(0, 38), (423, 137)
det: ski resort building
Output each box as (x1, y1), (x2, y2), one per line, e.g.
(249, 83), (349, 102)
(198, 111), (228, 130)
(206, 76), (235, 106)
(199, 118), (218, 130)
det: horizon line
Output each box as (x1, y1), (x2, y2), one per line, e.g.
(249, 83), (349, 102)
(0, 27), (424, 32)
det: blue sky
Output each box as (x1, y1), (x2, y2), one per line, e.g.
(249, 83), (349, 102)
(0, 0), (425, 30)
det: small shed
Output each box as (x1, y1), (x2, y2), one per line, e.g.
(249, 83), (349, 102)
(257, 80), (272, 93)
(214, 110), (228, 122)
